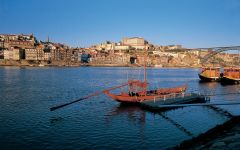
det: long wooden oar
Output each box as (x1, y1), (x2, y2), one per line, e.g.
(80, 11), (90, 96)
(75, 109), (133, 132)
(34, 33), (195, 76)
(50, 82), (132, 111)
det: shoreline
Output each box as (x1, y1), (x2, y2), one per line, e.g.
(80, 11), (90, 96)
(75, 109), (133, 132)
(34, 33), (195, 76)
(0, 60), (202, 68)
(0, 60), (201, 69)
(0, 64), (201, 68)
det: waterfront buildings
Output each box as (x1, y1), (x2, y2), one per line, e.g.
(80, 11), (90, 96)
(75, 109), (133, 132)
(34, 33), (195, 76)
(0, 33), (236, 67)
(0, 34), (76, 64)
(3, 47), (24, 60)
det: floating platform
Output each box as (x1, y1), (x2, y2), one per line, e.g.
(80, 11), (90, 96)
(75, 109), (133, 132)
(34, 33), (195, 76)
(140, 93), (208, 111)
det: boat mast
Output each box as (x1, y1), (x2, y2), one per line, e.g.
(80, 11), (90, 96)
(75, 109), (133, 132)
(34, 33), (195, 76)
(144, 47), (148, 94)
(144, 48), (147, 83)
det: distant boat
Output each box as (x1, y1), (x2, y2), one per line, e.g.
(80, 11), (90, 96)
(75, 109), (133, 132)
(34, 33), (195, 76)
(221, 67), (240, 84)
(198, 67), (220, 82)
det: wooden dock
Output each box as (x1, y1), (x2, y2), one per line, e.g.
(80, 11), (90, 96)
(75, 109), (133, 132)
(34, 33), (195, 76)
(140, 93), (208, 111)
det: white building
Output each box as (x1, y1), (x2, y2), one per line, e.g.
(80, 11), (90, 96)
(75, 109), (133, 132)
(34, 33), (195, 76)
(122, 37), (146, 46)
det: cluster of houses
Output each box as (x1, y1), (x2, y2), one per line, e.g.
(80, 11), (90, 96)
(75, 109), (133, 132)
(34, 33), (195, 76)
(87, 37), (201, 66)
(91, 37), (148, 51)
(0, 34), (205, 66)
(0, 33), (237, 67)
(89, 37), (185, 52)
(0, 34), (83, 64)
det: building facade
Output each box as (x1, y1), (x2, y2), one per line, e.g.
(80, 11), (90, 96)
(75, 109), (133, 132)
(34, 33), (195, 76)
(36, 45), (45, 60)
(44, 52), (51, 61)
(4, 47), (24, 60)
(0, 34), (36, 49)
(121, 37), (148, 50)
(122, 37), (146, 46)
(25, 48), (38, 60)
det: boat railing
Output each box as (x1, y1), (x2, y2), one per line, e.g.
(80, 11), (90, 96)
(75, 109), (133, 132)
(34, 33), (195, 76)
(153, 92), (191, 102)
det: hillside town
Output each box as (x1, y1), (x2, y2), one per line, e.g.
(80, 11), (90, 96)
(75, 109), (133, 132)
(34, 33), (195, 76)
(0, 33), (238, 67)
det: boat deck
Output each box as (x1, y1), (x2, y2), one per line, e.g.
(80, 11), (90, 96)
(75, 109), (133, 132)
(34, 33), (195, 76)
(140, 93), (207, 111)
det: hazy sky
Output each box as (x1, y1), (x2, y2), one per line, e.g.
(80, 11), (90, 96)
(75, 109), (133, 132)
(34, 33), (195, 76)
(1, 0), (240, 48)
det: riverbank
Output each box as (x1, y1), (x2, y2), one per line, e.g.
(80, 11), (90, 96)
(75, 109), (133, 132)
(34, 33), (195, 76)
(0, 60), (201, 68)
(173, 115), (240, 149)
(0, 59), (82, 67)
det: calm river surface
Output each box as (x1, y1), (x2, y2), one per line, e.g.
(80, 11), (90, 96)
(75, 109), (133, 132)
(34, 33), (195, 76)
(1, 67), (240, 149)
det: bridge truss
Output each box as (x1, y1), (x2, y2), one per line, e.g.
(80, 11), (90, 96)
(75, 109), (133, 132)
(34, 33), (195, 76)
(199, 46), (240, 64)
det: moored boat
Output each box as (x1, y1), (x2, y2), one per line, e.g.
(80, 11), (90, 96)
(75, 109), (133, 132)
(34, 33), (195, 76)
(198, 67), (220, 82)
(221, 67), (240, 84)
(104, 81), (187, 103)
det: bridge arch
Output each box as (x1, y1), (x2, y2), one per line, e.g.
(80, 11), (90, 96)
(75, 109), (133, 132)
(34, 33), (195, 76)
(199, 46), (240, 65)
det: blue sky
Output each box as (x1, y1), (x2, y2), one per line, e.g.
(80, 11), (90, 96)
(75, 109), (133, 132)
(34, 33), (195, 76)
(1, 0), (240, 48)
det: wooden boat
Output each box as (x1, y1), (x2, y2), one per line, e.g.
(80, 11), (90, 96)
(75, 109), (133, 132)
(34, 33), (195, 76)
(221, 67), (240, 84)
(198, 67), (220, 82)
(104, 48), (188, 103)
(105, 81), (187, 103)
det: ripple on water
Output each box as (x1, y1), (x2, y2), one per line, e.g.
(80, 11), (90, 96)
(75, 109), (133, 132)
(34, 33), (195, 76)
(1, 67), (240, 149)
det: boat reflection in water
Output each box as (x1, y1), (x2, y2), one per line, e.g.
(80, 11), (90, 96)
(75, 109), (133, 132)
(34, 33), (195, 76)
(105, 103), (194, 137)
(105, 103), (146, 125)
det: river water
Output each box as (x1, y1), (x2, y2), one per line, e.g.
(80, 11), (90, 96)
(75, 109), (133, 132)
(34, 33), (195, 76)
(0, 67), (240, 149)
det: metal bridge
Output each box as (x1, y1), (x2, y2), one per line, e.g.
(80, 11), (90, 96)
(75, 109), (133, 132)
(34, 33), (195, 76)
(198, 46), (240, 64)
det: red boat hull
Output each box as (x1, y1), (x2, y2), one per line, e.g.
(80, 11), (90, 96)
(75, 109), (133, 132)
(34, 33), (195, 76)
(104, 85), (187, 103)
